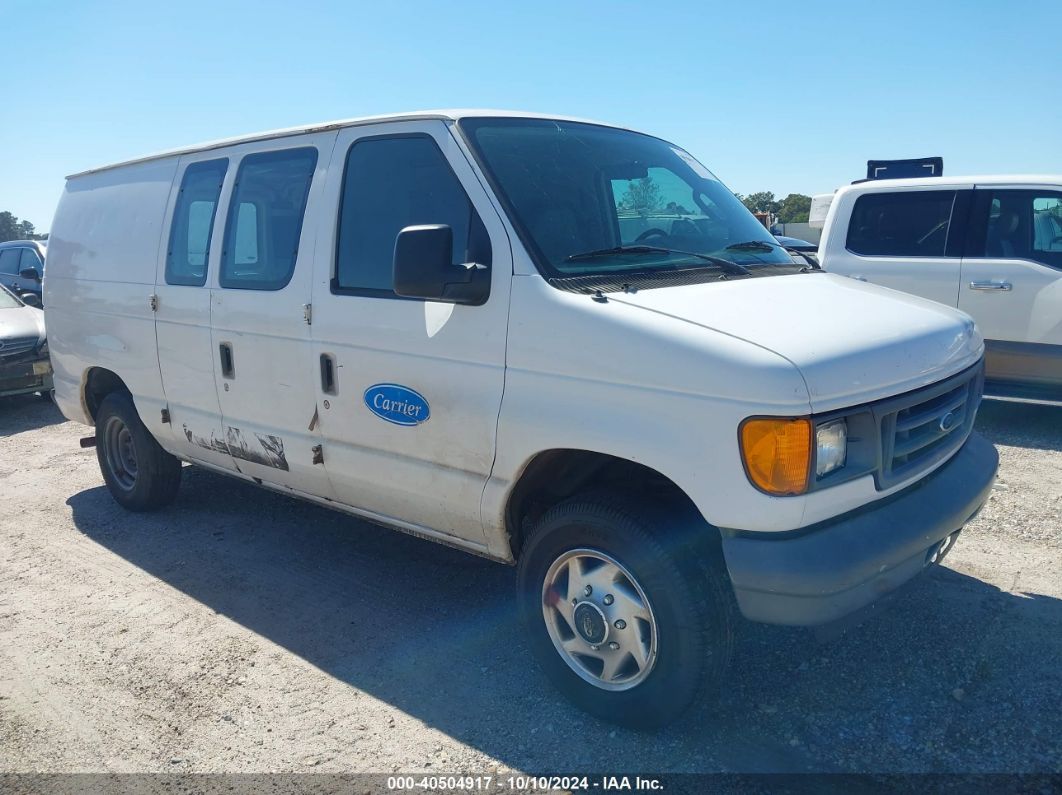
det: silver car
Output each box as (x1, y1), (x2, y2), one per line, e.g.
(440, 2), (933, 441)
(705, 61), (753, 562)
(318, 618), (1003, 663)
(0, 284), (52, 398)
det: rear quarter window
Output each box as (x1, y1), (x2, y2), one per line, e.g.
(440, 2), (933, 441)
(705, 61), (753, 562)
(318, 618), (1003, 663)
(846, 191), (956, 257)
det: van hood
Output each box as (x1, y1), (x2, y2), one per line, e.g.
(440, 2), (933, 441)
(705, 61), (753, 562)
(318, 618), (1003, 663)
(606, 273), (982, 411)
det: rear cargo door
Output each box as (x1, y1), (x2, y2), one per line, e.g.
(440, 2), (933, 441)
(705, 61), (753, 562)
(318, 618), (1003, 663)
(154, 155), (237, 471)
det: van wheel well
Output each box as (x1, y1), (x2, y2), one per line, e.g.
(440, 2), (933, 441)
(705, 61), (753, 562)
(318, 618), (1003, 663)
(506, 450), (717, 559)
(84, 368), (131, 423)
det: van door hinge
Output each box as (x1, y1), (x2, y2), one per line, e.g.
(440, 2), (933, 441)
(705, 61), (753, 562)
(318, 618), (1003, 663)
(161, 408), (171, 424)
(311, 444), (324, 465)
(303, 303), (312, 325)
(149, 294), (159, 312)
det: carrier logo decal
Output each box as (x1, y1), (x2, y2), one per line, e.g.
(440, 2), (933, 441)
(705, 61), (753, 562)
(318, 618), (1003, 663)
(364, 384), (430, 427)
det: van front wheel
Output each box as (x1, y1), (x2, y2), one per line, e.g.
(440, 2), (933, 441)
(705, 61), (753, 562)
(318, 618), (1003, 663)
(96, 392), (181, 511)
(516, 493), (734, 728)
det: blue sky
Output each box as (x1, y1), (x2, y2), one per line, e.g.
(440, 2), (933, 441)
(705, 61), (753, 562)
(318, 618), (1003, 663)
(4, 0), (1060, 231)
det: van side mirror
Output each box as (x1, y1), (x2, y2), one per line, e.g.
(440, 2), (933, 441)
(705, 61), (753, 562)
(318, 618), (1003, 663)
(20, 267), (42, 282)
(22, 293), (43, 309)
(393, 225), (489, 305)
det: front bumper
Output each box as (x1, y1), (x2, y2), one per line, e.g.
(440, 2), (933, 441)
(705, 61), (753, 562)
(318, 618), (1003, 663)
(721, 432), (998, 626)
(0, 358), (53, 398)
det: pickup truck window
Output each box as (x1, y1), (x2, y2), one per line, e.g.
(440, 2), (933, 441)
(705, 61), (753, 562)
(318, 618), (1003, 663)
(220, 147), (318, 291)
(458, 118), (792, 280)
(971, 190), (1062, 269)
(846, 191), (956, 258)
(333, 134), (489, 297)
(166, 159), (228, 286)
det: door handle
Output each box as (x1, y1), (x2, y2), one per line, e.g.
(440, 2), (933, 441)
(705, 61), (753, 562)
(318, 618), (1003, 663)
(969, 281), (1012, 291)
(219, 343), (235, 379)
(320, 353), (337, 395)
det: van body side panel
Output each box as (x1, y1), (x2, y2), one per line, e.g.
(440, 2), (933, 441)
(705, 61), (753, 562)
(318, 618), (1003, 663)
(45, 159), (179, 431)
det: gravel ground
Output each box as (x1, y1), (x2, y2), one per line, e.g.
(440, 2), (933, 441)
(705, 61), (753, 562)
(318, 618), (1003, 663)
(1, 395), (1060, 775)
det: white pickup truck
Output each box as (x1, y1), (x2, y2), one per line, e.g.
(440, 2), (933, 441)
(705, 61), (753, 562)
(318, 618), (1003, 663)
(45, 111), (998, 727)
(819, 176), (1062, 402)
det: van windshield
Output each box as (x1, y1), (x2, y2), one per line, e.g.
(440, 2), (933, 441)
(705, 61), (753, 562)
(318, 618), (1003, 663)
(458, 118), (796, 285)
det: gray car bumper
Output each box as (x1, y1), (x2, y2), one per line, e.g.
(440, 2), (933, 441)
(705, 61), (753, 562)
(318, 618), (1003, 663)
(722, 432), (998, 626)
(0, 358), (53, 398)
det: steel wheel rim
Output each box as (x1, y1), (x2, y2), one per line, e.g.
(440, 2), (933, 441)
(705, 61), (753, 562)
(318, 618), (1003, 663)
(103, 416), (138, 492)
(541, 548), (658, 691)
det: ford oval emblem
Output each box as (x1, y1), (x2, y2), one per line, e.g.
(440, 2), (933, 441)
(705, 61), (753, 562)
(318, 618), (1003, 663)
(364, 383), (430, 427)
(938, 411), (957, 433)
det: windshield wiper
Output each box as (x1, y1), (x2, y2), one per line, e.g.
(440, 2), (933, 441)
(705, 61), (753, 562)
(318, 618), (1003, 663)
(566, 245), (750, 276)
(726, 239), (821, 270)
(726, 240), (777, 252)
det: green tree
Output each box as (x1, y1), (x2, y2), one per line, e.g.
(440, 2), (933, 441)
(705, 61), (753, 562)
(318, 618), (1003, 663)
(777, 193), (812, 224)
(740, 191), (779, 215)
(0, 211), (19, 242)
(0, 212), (42, 242)
(617, 177), (662, 213)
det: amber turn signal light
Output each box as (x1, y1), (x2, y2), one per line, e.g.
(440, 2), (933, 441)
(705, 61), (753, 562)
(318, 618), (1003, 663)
(740, 417), (812, 496)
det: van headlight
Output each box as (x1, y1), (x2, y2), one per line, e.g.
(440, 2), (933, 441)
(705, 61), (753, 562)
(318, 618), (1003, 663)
(815, 419), (847, 478)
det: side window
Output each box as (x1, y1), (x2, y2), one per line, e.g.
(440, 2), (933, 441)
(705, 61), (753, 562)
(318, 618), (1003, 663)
(18, 248), (43, 274)
(221, 147), (318, 291)
(975, 190), (1062, 269)
(846, 191), (956, 257)
(0, 249), (21, 275)
(334, 135), (490, 296)
(166, 159), (228, 286)
(1033, 197), (1062, 257)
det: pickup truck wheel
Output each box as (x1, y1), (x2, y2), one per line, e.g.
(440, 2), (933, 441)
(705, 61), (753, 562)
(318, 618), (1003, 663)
(96, 392), (181, 511)
(517, 492), (734, 728)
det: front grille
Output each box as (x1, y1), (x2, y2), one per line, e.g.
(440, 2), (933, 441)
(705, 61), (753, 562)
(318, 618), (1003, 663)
(878, 363), (983, 489)
(0, 336), (39, 361)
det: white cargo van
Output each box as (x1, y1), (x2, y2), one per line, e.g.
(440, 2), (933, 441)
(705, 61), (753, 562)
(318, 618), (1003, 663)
(819, 175), (1062, 402)
(46, 111), (998, 727)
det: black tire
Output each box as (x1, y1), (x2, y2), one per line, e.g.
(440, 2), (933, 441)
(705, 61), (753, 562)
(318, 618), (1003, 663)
(95, 392), (181, 511)
(517, 492), (735, 729)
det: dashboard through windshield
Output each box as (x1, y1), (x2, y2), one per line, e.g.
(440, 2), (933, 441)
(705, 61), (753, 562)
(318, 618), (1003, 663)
(457, 117), (794, 280)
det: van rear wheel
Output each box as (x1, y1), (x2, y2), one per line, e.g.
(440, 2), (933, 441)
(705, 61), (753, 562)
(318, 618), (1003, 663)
(96, 392), (181, 511)
(516, 492), (735, 728)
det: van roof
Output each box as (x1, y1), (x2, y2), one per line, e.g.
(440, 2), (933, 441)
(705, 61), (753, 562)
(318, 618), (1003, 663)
(67, 109), (626, 178)
(840, 174), (1062, 193)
